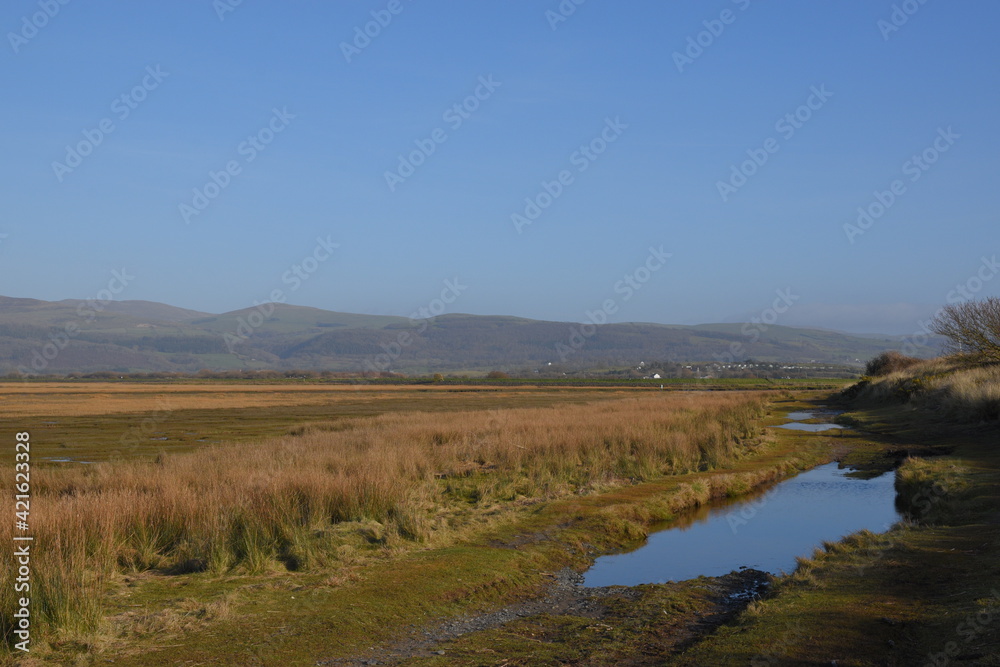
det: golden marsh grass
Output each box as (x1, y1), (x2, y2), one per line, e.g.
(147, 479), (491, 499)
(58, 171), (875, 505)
(1, 391), (770, 649)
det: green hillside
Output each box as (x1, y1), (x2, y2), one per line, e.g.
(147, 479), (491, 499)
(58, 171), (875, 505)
(0, 296), (941, 375)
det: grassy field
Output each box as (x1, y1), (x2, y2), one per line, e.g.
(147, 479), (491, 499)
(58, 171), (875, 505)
(0, 380), (849, 467)
(2, 365), (994, 665)
(2, 383), (791, 663)
(0, 383), (646, 465)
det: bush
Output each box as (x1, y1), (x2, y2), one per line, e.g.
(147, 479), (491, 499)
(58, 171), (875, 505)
(864, 351), (922, 377)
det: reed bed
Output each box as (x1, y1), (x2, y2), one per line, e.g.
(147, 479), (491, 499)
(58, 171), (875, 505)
(1, 392), (769, 647)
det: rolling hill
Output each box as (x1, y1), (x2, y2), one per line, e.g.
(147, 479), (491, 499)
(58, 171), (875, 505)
(0, 296), (940, 375)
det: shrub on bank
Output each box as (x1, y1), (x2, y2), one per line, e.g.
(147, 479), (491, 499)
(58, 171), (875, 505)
(864, 351), (923, 377)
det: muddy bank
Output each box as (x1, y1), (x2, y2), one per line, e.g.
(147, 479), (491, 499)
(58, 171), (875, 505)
(319, 568), (771, 665)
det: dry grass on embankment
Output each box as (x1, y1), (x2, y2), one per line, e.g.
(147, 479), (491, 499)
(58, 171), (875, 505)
(1, 392), (771, 651)
(843, 354), (1000, 423)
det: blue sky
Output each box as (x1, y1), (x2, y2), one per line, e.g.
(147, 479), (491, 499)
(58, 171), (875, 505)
(1, 0), (997, 334)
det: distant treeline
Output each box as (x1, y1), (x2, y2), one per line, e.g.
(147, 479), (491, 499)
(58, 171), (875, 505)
(1, 369), (851, 390)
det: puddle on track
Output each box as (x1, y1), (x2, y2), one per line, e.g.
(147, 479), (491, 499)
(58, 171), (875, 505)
(777, 422), (847, 432)
(775, 410), (847, 431)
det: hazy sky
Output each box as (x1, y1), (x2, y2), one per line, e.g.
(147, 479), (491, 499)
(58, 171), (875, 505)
(1, 1), (997, 334)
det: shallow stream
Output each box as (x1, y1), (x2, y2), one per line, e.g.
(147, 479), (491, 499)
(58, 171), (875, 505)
(584, 411), (898, 586)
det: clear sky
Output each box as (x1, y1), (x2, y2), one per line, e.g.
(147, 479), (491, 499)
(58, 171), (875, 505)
(1, 0), (997, 334)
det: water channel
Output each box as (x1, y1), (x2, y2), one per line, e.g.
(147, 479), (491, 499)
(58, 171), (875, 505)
(584, 411), (899, 586)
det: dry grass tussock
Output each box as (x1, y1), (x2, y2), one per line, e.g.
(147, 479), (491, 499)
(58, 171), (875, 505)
(1, 392), (770, 648)
(847, 355), (1000, 422)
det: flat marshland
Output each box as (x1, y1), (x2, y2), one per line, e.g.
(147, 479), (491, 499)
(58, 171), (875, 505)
(0, 382), (634, 419)
(3, 367), (996, 666)
(0, 383), (644, 463)
(2, 384), (787, 663)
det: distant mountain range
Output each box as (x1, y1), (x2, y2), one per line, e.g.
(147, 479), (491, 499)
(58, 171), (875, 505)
(0, 295), (941, 375)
